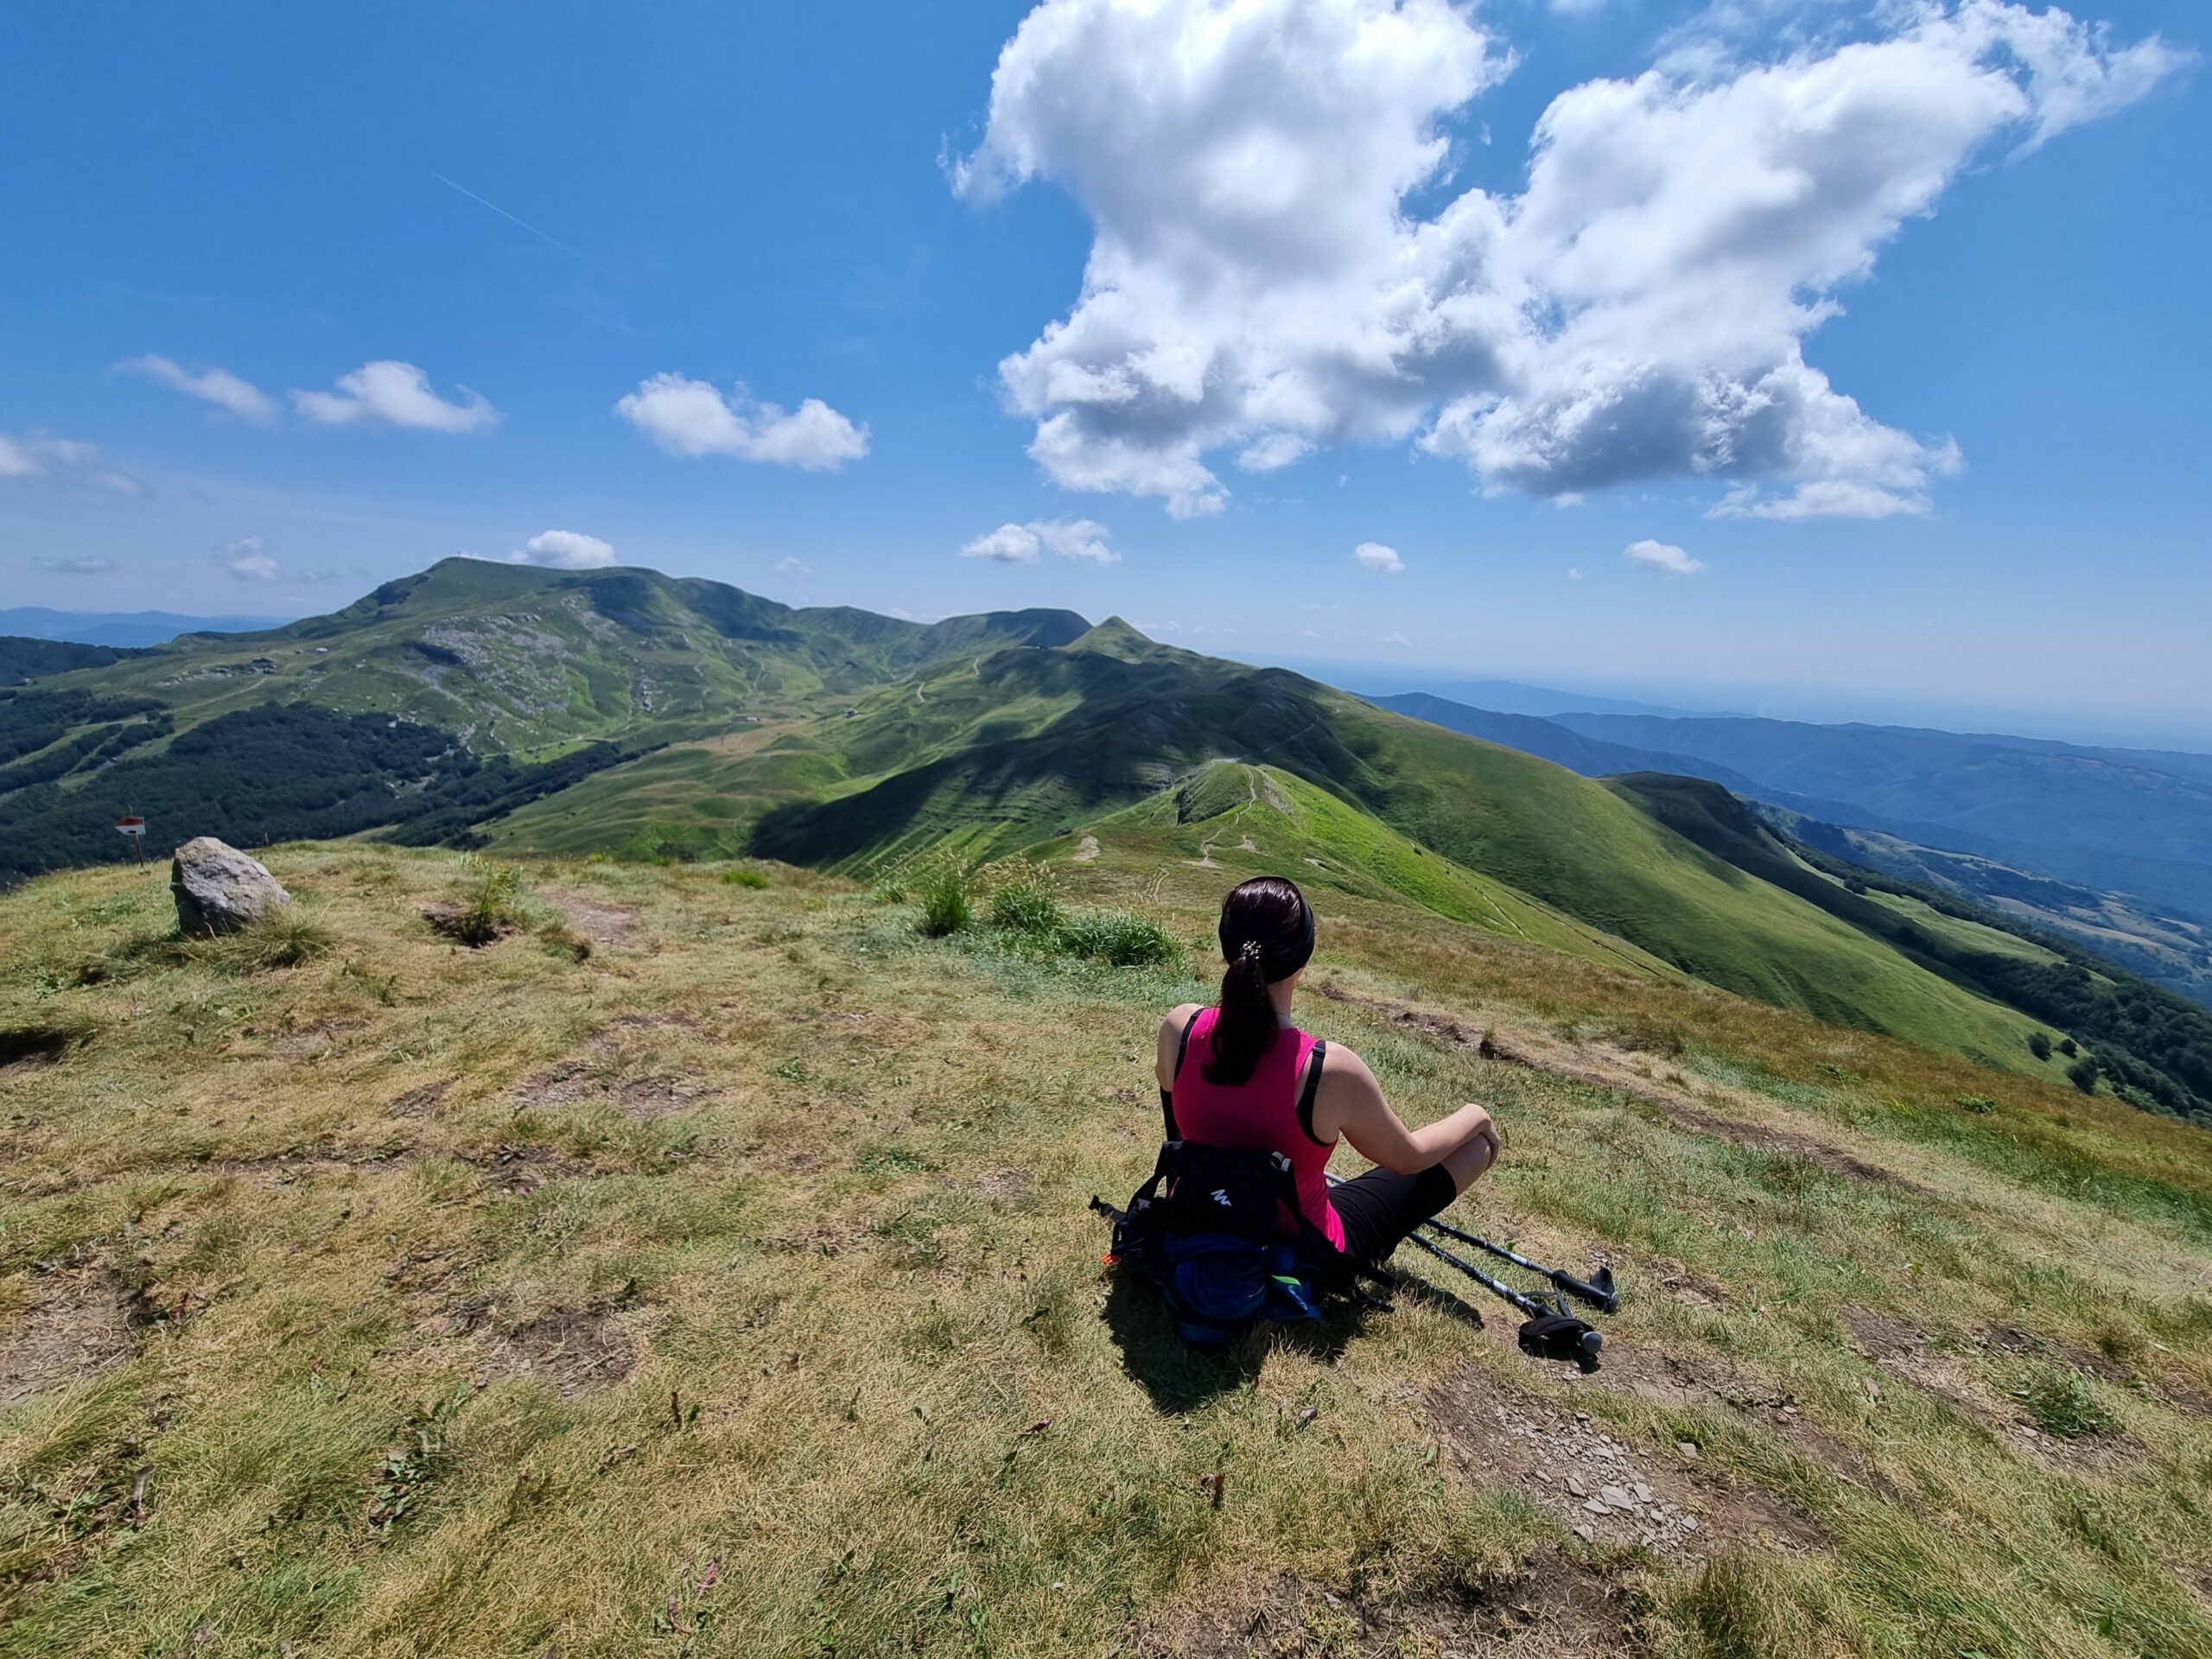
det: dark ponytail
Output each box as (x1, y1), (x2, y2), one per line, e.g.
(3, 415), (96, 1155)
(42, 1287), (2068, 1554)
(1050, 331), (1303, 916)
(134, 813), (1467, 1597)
(1202, 876), (1317, 1087)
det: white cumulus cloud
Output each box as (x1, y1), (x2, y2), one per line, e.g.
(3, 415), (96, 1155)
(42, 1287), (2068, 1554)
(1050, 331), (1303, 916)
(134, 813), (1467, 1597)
(961, 524), (1042, 563)
(960, 517), (1119, 564)
(1625, 537), (1704, 575)
(955, 0), (2182, 522)
(119, 355), (276, 423)
(1353, 540), (1405, 574)
(293, 361), (500, 432)
(0, 431), (142, 493)
(775, 556), (812, 575)
(511, 530), (617, 569)
(616, 374), (869, 470)
(32, 554), (122, 575)
(221, 537), (280, 582)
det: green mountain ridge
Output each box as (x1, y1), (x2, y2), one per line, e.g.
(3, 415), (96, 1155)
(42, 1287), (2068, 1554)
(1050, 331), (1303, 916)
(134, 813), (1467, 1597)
(10, 562), (2211, 1120)
(0, 560), (1087, 886)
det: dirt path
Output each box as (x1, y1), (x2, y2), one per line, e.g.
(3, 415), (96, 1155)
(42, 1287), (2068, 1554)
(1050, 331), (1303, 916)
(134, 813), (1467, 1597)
(1313, 981), (1926, 1193)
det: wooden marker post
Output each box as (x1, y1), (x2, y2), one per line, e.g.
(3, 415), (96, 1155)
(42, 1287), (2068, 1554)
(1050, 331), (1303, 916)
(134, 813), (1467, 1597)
(115, 813), (146, 863)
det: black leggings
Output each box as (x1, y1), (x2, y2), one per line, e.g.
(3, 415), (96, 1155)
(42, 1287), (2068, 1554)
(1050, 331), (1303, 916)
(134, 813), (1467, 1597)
(1330, 1164), (1459, 1266)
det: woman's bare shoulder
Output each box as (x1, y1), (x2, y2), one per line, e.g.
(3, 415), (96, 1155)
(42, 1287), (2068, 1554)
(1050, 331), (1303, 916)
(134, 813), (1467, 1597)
(1160, 1002), (1206, 1040)
(1316, 1039), (1376, 1083)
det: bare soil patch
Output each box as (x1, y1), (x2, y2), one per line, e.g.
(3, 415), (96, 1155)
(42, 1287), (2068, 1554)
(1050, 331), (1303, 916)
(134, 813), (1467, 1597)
(542, 889), (645, 949)
(1982, 1322), (2133, 1384)
(518, 1062), (702, 1120)
(463, 1141), (600, 1196)
(486, 1303), (635, 1397)
(766, 1221), (871, 1257)
(0, 1265), (136, 1408)
(1314, 982), (1490, 1053)
(1146, 1550), (1634, 1657)
(513, 1027), (711, 1121)
(1429, 1368), (1821, 1559)
(1650, 1264), (1732, 1311)
(976, 1166), (1035, 1205)
(423, 1294), (636, 1395)
(388, 1078), (455, 1118)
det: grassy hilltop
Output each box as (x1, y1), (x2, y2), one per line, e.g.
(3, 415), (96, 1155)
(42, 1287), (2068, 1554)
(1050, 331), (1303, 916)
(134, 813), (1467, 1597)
(11, 565), (2212, 1122)
(4, 843), (2212, 1657)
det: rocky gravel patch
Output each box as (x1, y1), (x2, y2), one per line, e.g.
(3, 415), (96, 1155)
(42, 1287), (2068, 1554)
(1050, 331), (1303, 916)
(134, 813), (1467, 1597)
(1147, 1548), (1633, 1658)
(1429, 1369), (1821, 1559)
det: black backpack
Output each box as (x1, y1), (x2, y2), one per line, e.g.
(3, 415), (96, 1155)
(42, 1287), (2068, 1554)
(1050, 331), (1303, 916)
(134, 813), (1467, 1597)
(1094, 1139), (1391, 1344)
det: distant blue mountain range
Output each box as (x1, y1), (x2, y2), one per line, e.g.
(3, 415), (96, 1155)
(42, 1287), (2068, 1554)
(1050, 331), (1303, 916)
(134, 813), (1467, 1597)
(0, 607), (293, 648)
(1376, 689), (2212, 983)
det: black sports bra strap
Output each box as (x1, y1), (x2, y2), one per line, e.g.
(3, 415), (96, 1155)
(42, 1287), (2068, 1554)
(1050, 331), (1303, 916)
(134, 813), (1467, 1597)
(1297, 1040), (1330, 1147)
(1161, 1007), (1205, 1141)
(1174, 1007), (1203, 1077)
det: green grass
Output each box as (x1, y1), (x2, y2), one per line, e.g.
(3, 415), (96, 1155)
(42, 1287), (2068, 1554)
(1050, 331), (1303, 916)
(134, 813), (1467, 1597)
(5, 844), (2212, 1657)
(484, 628), (2070, 1080)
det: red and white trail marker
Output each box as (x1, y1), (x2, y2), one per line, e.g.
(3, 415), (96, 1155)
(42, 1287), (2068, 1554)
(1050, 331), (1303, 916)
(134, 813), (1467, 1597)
(116, 814), (146, 860)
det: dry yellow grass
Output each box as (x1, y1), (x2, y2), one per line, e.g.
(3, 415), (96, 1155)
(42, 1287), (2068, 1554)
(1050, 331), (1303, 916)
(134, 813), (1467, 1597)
(3, 843), (2210, 1657)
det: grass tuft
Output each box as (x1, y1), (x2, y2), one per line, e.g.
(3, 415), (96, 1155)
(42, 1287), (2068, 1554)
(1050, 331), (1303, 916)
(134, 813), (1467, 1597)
(914, 861), (973, 938)
(721, 866), (771, 889)
(185, 909), (334, 974)
(427, 856), (531, 947)
(983, 858), (1066, 936)
(1056, 909), (1179, 967)
(2005, 1359), (2120, 1439)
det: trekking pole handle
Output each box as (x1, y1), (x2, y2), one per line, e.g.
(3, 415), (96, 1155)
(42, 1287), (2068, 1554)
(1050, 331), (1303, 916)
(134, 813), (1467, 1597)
(1546, 1267), (1619, 1316)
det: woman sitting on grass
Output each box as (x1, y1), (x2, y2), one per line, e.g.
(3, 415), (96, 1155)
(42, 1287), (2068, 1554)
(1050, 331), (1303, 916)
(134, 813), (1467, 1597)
(1156, 874), (1501, 1268)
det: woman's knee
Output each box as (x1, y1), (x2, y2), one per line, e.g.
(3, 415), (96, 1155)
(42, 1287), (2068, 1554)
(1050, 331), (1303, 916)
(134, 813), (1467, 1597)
(1443, 1124), (1499, 1192)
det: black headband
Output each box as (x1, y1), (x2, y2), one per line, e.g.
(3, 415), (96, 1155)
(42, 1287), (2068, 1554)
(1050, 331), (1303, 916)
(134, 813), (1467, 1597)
(1221, 884), (1316, 984)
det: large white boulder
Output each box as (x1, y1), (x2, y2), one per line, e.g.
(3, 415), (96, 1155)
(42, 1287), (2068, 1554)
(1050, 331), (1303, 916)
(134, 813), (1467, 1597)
(171, 836), (290, 936)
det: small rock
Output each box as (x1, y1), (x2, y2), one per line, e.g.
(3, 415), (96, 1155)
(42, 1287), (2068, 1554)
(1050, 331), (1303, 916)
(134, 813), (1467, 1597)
(172, 836), (290, 936)
(1599, 1485), (1635, 1510)
(1681, 1515), (1700, 1531)
(1582, 1497), (1608, 1515)
(1566, 1475), (1589, 1497)
(1573, 1522), (1596, 1543)
(1676, 1440), (1700, 1460)
(1634, 1482), (1652, 1502)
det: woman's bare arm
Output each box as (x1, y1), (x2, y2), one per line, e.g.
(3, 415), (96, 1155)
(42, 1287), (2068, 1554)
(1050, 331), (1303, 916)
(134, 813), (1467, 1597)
(1313, 1046), (1499, 1174)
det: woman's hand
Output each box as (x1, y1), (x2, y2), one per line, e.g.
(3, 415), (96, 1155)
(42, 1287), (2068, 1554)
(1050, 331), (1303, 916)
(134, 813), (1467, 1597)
(1460, 1103), (1501, 1160)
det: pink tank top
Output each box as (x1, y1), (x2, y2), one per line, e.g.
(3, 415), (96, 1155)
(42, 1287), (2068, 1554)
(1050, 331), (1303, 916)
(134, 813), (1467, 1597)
(1167, 1007), (1344, 1250)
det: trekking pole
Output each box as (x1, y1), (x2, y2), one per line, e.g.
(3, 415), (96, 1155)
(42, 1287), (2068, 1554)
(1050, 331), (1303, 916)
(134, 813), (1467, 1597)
(1397, 1230), (1603, 1363)
(1420, 1214), (1618, 1313)
(1325, 1174), (1618, 1313)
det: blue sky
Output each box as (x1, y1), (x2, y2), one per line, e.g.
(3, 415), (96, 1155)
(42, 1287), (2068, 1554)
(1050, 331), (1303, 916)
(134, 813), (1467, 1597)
(1, 1), (2204, 746)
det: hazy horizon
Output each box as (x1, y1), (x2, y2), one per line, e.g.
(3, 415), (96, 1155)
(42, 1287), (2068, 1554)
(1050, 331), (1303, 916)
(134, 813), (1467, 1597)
(13, 572), (2212, 756)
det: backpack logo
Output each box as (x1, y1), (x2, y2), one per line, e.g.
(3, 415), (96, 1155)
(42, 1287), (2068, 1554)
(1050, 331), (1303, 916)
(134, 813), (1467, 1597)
(1210, 1188), (1232, 1206)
